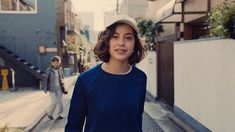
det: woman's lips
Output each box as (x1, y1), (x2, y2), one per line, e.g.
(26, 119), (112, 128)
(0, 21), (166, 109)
(114, 49), (127, 54)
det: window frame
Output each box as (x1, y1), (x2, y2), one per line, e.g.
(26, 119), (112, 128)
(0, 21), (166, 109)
(0, 0), (38, 14)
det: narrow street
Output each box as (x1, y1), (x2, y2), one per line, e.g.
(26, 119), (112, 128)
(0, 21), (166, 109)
(32, 83), (163, 132)
(32, 84), (74, 132)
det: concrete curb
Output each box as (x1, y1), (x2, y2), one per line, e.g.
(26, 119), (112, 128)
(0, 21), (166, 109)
(168, 113), (195, 132)
(24, 75), (78, 132)
(145, 91), (156, 102)
(24, 112), (47, 132)
(145, 91), (195, 132)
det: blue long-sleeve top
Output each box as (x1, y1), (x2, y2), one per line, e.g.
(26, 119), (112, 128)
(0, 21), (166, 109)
(65, 64), (147, 132)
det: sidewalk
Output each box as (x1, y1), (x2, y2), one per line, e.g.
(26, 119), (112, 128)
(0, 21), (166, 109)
(0, 75), (78, 131)
(145, 93), (195, 132)
(0, 75), (194, 132)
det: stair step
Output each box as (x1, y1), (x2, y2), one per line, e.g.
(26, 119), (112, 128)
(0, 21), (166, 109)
(13, 54), (20, 58)
(26, 63), (31, 66)
(17, 58), (22, 60)
(7, 51), (13, 54)
(21, 59), (27, 62)
(0, 46), (6, 49)
(12, 55), (20, 59)
(0, 45), (45, 79)
(23, 62), (29, 65)
(30, 66), (35, 69)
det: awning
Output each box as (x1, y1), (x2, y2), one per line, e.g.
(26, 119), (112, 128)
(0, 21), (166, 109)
(155, 0), (177, 23)
(154, 0), (208, 24)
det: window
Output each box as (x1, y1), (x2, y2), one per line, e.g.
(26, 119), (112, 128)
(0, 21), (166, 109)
(1, 0), (17, 11)
(0, 0), (37, 14)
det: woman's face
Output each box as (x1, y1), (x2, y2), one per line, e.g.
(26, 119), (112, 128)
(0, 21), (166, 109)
(108, 24), (135, 64)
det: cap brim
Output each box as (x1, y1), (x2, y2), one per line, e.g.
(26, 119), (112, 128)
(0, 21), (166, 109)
(105, 15), (139, 33)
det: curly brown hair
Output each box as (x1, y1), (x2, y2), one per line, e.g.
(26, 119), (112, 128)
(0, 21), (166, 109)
(93, 23), (146, 65)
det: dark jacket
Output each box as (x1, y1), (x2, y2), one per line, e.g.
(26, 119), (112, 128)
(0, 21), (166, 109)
(44, 67), (64, 92)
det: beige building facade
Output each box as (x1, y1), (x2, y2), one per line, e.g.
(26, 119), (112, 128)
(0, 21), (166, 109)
(119, 0), (148, 19)
(147, 0), (233, 39)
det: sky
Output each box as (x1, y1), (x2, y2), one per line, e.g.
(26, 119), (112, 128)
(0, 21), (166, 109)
(72, 0), (118, 31)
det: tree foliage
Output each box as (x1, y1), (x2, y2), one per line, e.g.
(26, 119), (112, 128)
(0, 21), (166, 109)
(207, 0), (235, 39)
(67, 43), (77, 52)
(137, 19), (164, 51)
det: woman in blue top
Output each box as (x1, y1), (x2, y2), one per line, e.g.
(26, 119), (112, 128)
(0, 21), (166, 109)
(65, 15), (147, 132)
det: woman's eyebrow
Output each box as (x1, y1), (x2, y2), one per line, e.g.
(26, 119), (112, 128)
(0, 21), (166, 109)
(124, 33), (134, 36)
(114, 32), (134, 35)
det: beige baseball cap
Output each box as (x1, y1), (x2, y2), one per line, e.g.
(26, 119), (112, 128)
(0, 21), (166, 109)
(105, 14), (139, 33)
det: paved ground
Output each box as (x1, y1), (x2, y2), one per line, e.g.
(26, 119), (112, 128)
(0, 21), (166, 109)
(0, 88), (50, 129)
(32, 78), (163, 132)
(0, 75), (193, 132)
(32, 99), (163, 132)
(0, 76), (77, 132)
(144, 102), (184, 132)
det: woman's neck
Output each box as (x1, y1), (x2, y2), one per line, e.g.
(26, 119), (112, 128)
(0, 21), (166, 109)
(102, 61), (131, 74)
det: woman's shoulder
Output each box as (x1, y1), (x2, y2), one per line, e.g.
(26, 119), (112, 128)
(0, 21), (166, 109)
(132, 66), (147, 79)
(76, 64), (101, 90)
(79, 64), (100, 79)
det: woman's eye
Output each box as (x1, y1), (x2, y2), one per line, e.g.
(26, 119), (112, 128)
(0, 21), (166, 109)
(125, 36), (133, 40)
(111, 35), (119, 39)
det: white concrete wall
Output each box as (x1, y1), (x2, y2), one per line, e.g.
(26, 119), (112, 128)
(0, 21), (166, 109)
(174, 39), (235, 132)
(137, 51), (157, 97)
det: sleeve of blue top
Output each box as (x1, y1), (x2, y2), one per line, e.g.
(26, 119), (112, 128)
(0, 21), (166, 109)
(138, 74), (147, 128)
(65, 77), (87, 132)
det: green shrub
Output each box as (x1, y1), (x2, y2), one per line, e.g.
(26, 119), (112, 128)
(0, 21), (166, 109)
(207, 0), (235, 38)
(137, 19), (164, 51)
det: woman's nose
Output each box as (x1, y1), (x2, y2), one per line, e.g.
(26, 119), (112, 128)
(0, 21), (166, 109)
(117, 37), (125, 46)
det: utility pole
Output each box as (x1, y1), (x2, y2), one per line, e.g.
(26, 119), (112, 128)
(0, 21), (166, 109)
(116, 0), (119, 14)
